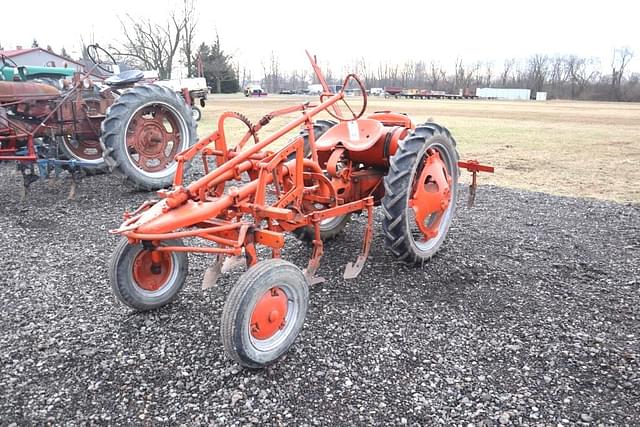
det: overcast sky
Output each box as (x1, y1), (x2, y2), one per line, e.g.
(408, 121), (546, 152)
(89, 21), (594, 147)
(3, 0), (639, 76)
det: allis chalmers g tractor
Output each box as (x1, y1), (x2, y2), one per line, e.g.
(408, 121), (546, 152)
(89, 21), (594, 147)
(0, 44), (196, 197)
(109, 52), (493, 368)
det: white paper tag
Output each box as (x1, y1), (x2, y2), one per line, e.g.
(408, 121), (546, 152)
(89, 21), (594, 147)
(347, 121), (360, 141)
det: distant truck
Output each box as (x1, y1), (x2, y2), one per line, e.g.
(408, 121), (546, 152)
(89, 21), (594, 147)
(396, 88), (478, 100)
(155, 77), (209, 121)
(307, 84), (343, 95)
(244, 83), (267, 97)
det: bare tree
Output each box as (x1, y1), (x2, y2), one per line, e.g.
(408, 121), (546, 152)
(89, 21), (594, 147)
(430, 61), (445, 90)
(483, 61), (494, 87)
(115, 11), (186, 79)
(400, 60), (415, 87)
(528, 54), (549, 93)
(261, 51), (282, 93)
(501, 58), (515, 87)
(181, 0), (198, 77)
(611, 47), (634, 100)
(564, 55), (597, 99)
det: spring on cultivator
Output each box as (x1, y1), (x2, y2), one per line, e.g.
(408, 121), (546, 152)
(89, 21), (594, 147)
(109, 51), (493, 368)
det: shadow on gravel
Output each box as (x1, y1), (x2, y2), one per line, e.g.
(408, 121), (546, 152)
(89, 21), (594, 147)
(0, 165), (638, 425)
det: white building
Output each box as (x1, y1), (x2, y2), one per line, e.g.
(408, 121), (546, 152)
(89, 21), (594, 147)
(476, 88), (531, 100)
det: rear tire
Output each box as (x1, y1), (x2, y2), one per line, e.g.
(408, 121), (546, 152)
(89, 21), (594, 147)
(381, 123), (459, 264)
(220, 259), (309, 368)
(289, 119), (350, 242)
(287, 119), (336, 160)
(293, 214), (351, 242)
(100, 84), (197, 191)
(109, 237), (189, 311)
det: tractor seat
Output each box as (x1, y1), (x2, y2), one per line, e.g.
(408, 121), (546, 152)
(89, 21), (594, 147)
(104, 70), (144, 87)
(315, 119), (384, 152)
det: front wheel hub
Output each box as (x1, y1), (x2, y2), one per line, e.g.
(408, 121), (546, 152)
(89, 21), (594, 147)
(132, 249), (173, 291)
(250, 287), (288, 340)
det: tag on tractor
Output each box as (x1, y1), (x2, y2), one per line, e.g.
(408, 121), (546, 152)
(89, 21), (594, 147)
(347, 120), (360, 141)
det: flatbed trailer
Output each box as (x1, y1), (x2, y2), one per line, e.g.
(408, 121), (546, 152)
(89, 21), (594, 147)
(398, 89), (478, 100)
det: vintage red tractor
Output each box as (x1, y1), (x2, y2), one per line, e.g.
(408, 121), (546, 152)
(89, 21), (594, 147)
(109, 52), (493, 368)
(0, 44), (196, 197)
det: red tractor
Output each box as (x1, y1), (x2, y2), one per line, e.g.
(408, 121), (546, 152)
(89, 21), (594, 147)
(0, 44), (196, 197)
(109, 52), (493, 368)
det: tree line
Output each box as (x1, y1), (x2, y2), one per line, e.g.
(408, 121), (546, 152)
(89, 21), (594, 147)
(258, 49), (637, 101)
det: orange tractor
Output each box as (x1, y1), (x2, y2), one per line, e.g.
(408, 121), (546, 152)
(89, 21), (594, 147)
(109, 52), (493, 368)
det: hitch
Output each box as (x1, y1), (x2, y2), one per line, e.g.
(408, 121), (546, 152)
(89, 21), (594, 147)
(458, 160), (494, 206)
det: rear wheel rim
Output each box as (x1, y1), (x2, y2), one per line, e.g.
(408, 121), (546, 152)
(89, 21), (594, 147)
(248, 284), (298, 352)
(406, 144), (456, 252)
(124, 102), (188, 177)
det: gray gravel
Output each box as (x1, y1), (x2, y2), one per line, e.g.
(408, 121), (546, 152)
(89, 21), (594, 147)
(0, 165), (638, 425)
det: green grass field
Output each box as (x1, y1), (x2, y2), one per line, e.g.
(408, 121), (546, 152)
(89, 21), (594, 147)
(196, 94), (640, 204)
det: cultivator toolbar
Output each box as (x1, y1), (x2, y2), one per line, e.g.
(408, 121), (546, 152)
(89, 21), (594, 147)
(109, 51), (493, 368)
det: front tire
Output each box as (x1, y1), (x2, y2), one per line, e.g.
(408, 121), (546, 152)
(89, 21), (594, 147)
(100, 84), (197, 191)
(381, 123), (459, 264)
(109, 237), (189, 311)
(191, 106), (202, 122)
(220, 259), (309, 368)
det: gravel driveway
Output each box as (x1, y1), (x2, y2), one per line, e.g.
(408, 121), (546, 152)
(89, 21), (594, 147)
(0, 167), (638, 425)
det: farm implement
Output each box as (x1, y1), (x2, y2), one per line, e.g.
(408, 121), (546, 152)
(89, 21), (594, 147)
(0, 45), (196, 198)
(110, 52), (493, 368)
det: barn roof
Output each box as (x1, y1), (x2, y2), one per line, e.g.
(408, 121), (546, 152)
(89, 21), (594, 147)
(0, 47), (83, 67)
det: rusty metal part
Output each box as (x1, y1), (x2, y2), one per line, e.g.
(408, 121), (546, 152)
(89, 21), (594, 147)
(125, 105), (184, 173)
(0, 81), (60, 102)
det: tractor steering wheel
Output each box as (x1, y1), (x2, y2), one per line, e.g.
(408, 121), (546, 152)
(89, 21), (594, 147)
(86, 44), (118, 74)
(0, 54), (19, 79)
(1, 54), (18, 69)
(321, 74), (368, 122)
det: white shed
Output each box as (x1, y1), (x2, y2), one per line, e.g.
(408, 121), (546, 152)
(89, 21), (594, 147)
(535, 92), (547, 101)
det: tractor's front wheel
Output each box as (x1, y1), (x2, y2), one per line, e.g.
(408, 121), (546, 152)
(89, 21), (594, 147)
(381, 123), (459, 264)
(191, 106), (202, 122)
(109, 237), (189, 311)
(220, 259), (309, 368)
